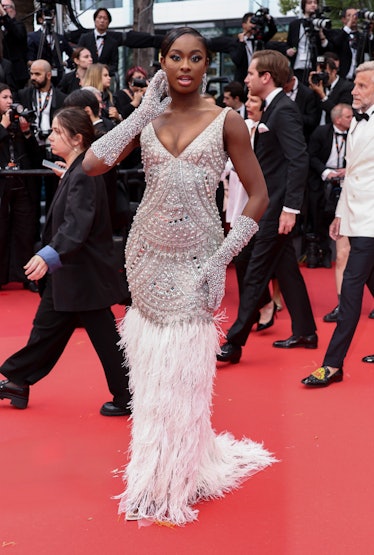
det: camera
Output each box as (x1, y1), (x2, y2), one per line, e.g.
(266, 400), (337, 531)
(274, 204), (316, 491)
(38, 129), (52, 142)
(311, 72), (329, 85)
(9, 103), (35, 123)
(357, 9), (374, 21)
(250, 8), (271, 40)
(304, 8), (332, 32)
(132, 78), (147, 88)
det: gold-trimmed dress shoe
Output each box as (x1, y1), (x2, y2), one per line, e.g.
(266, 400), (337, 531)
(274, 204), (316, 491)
(301, 366), (343, 387)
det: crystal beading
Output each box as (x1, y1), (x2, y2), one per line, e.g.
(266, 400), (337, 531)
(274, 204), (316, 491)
(198, 215), (259, 310)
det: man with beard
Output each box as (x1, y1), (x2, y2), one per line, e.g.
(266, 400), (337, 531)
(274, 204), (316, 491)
(15, 59), (66, 230)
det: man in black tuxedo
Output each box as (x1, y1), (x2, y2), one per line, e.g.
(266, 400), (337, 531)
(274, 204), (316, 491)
(218, 50), (317, 364)
(306, 103), (353, 269)
(78, 8), (119, 76)
(222, 81), (247, 118)
(309, 55), (353, 124)
(286, 0), (330, 84)
(207, 11), (277, 86)
(284, 67), (320, 141)
(326, 8), (374, 81)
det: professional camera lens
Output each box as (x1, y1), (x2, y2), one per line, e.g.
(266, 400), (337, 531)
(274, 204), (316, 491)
(358, 9), (374, 20)
(132, 78), (147, 88)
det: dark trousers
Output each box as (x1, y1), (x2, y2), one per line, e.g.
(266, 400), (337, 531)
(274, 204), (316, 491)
(323, 236), (374, 368)
(0, 278), (130, 407)
(227, 229), (316, 346)
(0, 182), (38, 285)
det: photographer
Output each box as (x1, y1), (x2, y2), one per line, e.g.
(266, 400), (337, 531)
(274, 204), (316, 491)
(326, 8), (374, 80)
(27, 9), (73, 85)
(15, 59), (66, 220)
(114, 66), (148, 121)
(308, 54), (353, 124)
(0, 83), (41, 292)
(207, 10), (277, 86)
(287, 0), (331, 84)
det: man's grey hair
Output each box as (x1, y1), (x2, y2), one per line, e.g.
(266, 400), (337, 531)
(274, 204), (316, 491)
(356, 61), (374, 76)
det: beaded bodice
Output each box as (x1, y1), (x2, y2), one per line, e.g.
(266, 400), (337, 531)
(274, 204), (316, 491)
(125, 108), (230, 325)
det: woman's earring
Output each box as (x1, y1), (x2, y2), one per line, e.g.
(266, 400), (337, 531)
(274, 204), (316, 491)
(201, 73), (207, 95)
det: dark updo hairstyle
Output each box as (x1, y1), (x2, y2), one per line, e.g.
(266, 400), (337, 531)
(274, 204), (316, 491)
(53, 107), (95, 150)
(160, 26), (210, 62)
(0, 82), (11, 94)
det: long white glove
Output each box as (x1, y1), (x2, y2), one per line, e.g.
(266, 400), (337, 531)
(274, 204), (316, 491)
(198, 215), (259, 311)
(91, 70), (171, 166)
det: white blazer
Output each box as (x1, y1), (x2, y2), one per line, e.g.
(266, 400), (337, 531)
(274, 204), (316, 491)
(336, 113), (374, 238)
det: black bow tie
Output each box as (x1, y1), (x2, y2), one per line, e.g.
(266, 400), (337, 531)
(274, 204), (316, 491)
(354, 111), (369, 121)
(260, 99), (267, 111)
(97, 34), (106, 39)
(335, 132), (347, 137)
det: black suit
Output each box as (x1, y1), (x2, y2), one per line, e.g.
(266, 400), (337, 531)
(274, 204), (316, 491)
(15, 85), (67, 216)
(78, 31), (118, 75)
(326, 28), (373, 79)
(307, 124), (346, 252)
(293, 80), (321, 140)
(314, 77), (353, 124)
(0, 153), (130, 408)
(227, 91), (316, 346)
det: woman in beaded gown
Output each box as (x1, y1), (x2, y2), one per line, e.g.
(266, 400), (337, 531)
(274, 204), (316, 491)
(83, 27), (275, 525)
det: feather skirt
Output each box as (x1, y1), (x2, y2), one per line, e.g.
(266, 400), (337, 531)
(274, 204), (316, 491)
(117, 307), (276, 525)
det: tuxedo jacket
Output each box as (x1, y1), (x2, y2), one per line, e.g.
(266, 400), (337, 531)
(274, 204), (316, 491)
(337, 115), (374, 237)
(308, 123), (336, 191)
(42, 153), (121, 311)
(255, 91), (309, 226)
(294, 81), (320, 140)
(315, 77), (353, 124)
(78, 31), (118, 75)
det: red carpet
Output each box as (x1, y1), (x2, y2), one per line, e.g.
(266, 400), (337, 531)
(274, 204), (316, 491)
(1, 267), (373, 555)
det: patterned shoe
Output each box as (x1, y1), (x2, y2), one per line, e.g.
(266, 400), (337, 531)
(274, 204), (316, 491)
(301, 366), (343, 387)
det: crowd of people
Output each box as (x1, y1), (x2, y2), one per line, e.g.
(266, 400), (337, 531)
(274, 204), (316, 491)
(0, 1), (374, 526)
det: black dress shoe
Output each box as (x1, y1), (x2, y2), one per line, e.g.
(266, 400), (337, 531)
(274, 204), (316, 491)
(323, 304), (339, 323)
(301, 366), (343, 387)
(23, 281), (39, 293)
(256, 302), (277, 332)
(273, 334), (318, 349)
(369, 310), (374, 319)
(100, 401), (131, 416)
(0, 379), (29, 409)
(362, 355), (374, 363)
(216, 342), (242, 364)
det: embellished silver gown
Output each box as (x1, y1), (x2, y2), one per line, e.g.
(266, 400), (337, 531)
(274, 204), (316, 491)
(117, 108), (275, 525)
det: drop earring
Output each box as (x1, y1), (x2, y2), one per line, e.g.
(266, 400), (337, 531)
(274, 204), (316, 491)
(201, 73), (207, 95)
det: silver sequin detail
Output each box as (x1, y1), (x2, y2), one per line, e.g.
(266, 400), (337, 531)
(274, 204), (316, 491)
(125, 108), (232, 326)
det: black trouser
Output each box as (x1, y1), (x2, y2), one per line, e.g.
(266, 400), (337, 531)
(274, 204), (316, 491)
(323, 236), (374, 368)
(228, 230), (316, 346)
(0, 278), (130, 407)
